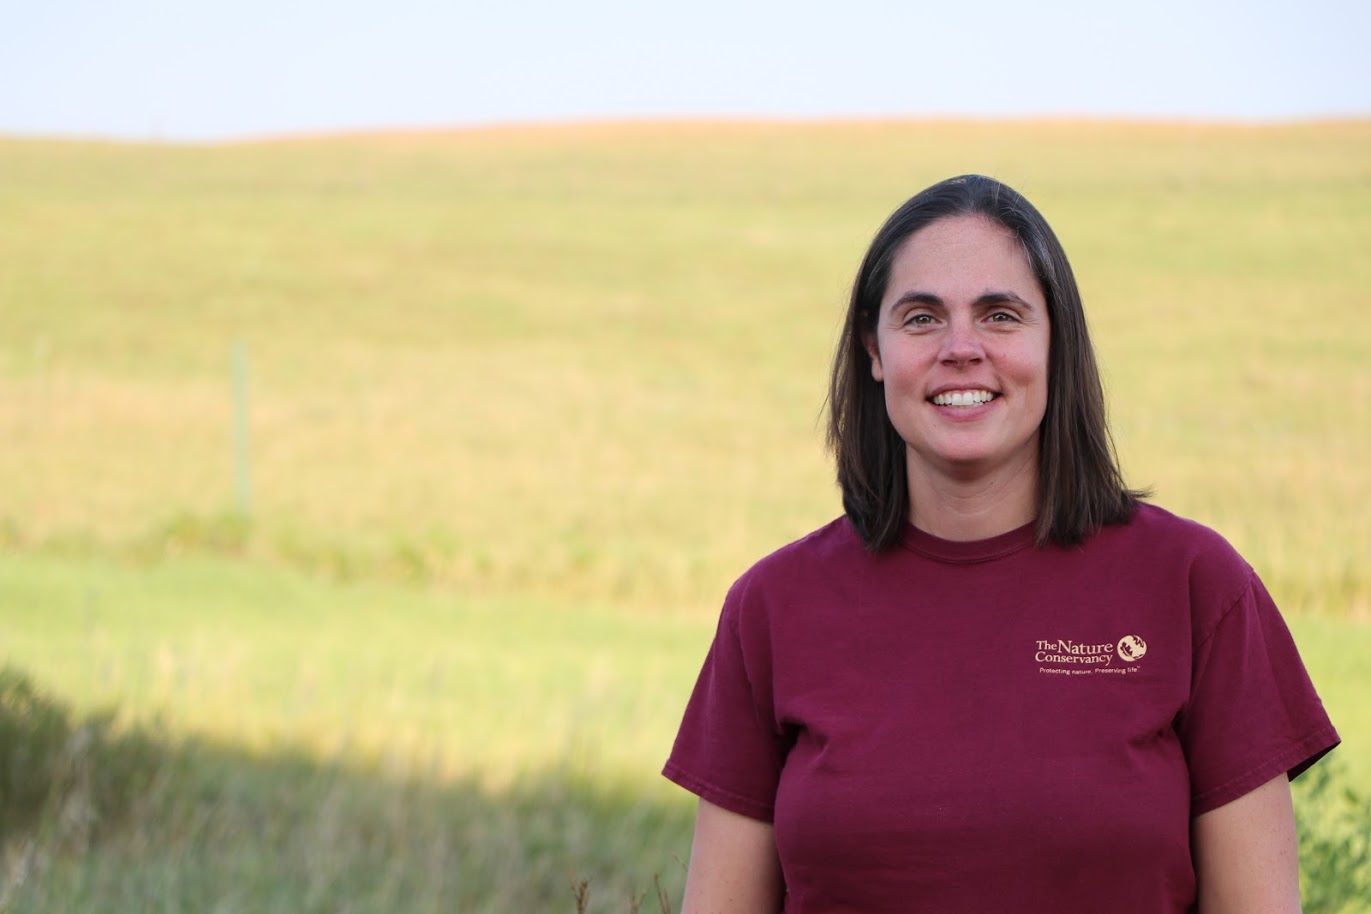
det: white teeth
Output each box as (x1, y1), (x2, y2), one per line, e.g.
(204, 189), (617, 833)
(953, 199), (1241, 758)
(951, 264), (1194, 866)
(932, 390), (995, 407)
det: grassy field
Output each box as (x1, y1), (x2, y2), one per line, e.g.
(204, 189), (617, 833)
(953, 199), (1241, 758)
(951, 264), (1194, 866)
(2, 555), (1368, 912)
(1, 555), (700, 911)
(1, 120), (1369, 910)
(2, 554), (1368, 912)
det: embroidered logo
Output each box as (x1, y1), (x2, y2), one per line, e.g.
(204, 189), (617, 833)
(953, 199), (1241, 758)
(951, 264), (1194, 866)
(1035, 634), (1148, 677)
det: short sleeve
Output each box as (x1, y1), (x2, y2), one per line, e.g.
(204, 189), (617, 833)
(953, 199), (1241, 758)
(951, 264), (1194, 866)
(663, 582), (788, 822)
(1178, 570), (1340, 815)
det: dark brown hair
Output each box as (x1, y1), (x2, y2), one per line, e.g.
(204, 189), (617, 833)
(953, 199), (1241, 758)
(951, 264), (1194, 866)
(826, 174), (1143, 550)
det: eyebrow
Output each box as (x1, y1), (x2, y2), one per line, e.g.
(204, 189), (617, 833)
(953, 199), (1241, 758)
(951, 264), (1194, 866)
(889, 290), (1038, 310)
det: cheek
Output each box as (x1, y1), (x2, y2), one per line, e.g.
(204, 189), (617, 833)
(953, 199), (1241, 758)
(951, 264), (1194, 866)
(1018, 340), (1051, 396)
(1032, 356), (1050, 395)
(1029, 363), (1050, 415)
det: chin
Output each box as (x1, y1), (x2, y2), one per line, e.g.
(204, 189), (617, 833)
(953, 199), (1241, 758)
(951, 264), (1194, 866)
(914, 438), (1038, 477)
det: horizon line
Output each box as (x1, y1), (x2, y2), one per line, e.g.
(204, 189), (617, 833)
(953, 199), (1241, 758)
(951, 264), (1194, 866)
(3, 112), (1369, 148)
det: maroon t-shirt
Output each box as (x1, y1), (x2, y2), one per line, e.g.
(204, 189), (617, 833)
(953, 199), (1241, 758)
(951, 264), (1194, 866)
(664, 504), (1339, 913)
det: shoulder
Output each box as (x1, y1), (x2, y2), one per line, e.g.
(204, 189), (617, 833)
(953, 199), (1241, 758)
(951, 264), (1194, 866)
(721, 517), (867, 625)
(1113, 503), (1242, 553)
(1111, 503), (1252, 575)
(749, 516), (867, 576)
(1097, 502), (1259, 630)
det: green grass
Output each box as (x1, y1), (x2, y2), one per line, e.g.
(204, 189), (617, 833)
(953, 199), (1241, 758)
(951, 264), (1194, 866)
(1, 553), (1368, 911)
(0, 553), (707, 786)
(0, 554), (701, 911)
(0, 119), (1369, 909)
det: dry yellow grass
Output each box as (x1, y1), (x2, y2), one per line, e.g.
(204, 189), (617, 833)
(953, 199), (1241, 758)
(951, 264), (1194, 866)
(1, 120), (1368, 618)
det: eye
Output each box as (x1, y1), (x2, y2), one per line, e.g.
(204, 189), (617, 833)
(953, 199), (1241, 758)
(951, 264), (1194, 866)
(903, 312), (936, 328)
(987, 310), (1020, 324)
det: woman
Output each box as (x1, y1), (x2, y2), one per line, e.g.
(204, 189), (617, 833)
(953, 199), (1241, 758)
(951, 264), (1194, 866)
(663, 175), (1339, 912)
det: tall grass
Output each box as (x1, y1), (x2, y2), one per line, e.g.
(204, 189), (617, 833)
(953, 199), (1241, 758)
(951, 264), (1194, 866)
(0, 666), (689, 914)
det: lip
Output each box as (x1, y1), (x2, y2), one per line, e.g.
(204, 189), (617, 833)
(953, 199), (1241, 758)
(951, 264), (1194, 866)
(925, 386), (1001, 413)
(926, 384), (1001, 400)
(929, 399), (997, 419)
(926, 389), (1000, 420)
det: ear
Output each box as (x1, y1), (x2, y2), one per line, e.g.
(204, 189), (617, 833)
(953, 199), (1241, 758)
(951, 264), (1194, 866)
(863, 331), (884, 383)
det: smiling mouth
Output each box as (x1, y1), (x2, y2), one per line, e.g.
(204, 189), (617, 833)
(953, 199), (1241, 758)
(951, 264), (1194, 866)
(930, 389), (998, 407)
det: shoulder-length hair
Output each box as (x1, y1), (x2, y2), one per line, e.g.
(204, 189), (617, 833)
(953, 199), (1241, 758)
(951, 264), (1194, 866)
(826, 174), (1143, 551)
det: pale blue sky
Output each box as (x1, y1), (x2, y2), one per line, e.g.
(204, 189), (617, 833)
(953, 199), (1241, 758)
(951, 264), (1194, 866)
(2, 0), (1367, 142)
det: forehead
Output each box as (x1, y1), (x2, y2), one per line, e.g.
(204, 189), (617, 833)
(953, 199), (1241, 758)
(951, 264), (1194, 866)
(883, 215), (1042, 306)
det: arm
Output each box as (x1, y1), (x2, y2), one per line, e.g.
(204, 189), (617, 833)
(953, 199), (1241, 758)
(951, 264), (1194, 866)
(680, 798), (784, 914)
(1192, 773), (1302, 914)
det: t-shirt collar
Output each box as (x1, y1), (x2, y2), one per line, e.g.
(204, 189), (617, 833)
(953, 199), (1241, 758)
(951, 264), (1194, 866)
(899, 519), (1037, 563)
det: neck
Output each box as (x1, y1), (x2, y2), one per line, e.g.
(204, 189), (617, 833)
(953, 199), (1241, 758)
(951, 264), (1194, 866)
(905, 451), (1039, 542)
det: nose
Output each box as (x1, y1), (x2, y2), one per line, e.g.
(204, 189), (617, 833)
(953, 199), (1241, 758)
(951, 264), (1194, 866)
(939, 318), (984, 366)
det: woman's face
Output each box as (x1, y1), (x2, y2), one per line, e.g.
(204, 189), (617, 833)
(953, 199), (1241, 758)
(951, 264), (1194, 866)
(864, 214), (1051, 485)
